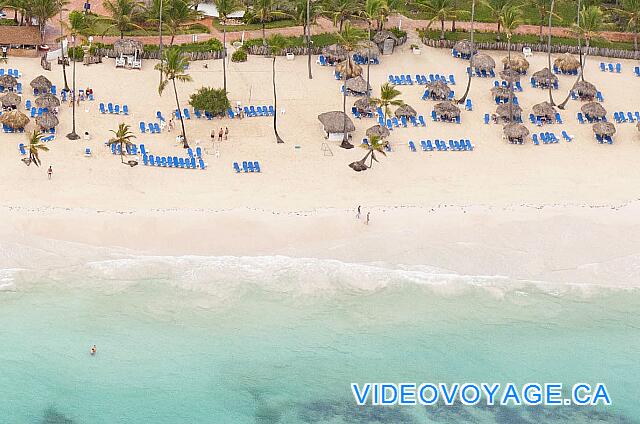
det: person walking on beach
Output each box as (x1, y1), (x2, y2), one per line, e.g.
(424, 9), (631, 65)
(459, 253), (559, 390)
(47, 166), (52, 180)
(224, 127), (229, 140)
(210, 129), (216, 143)
(168, 118), (174, 132)
(218, 128), (223, 142)
(356, 205), (361, 219)
(366, 212), (370, 225)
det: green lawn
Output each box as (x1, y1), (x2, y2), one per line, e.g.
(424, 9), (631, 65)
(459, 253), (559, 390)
(80, 18), (209, 37)
(210, 19), (298, 33)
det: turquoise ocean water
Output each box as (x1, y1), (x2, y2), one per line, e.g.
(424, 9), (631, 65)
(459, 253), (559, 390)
(0, 256), (638, 423)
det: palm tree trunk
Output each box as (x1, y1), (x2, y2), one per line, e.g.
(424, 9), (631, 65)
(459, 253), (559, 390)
(440, 18), (445, 40)
(546, 0), (556, 106)
(223, 23), (227, 92)
(272, 56), (284, 143)
(576, 0), (584, 81)
(366, 23), (371, 100)
(120, 143), (125, 163)
(262, 22), (267, 45)
(507, 38), (513, 122)
(307, 0), (312, 79)
(172, 79), (188, 148)
(635, 25), (638, 51)
(497, 21), (501, 40)
(539, 17), (544, 43)
(458, 0), (475, 104)
(361, 150), (372, 167)
(340, 72), (353, 149)
(170, 34), (175, 45)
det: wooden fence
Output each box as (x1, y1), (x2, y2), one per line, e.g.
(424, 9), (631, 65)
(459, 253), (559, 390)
(421, 38), (640, 60)
(245, 36), (407, 57)
(97, 49), (225, 61)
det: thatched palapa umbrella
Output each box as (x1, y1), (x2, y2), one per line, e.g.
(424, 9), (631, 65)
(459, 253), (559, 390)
(354, 97), (374, 114)
(366, 124), (390, 138)
(35, 93), (61, 109)
(394, 104), (417, 118)
(0, 109), (30, 129)
(501, 54), (529, 73)
(471, 53), (496, 71)
(499, 69), (521, 83)
(581, 102), (606, 120)
(30, 75), (52, 92)
(345, 76), (371, 95)
(532, 101), (556, 120)
(554, 53), (581, 73)
(0, 92), (21, 108)
(322, 44), (348, 61)
(434, 101), (461, 121)
(453, 40), (477, 57)
(36, 112), (59, 130)
(356, 40), (380, 59)
(336, 60), (362, 79)
(503, 123), (529, 144)
(318, 111), (355, 133)
(532, 68), (558, 88)
(113, 38), (144, 55)
(372, 30), (399, 45)
(491, 86), (515, 102)
(0, 74), (18, 90)
(573, 81), (597, 101)
(424, 79), (452, 101)
(592, 121), (616, 137)
(496, 103), (522, 123)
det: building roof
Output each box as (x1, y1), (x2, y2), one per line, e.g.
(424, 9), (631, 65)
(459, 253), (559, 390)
(0, 26), (40, 46)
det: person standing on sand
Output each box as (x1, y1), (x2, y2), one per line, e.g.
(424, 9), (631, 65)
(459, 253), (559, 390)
(218, 128), (223, 142)
(356, 205), (361, 219)
(366, 212), (370, 225)
(47, 166), (52, 180)
(224, 127), (228, 140)
(210, 129), (215, 143)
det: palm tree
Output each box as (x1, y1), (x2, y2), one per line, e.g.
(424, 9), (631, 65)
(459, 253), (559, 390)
(379, 0), (403, 30)
(161, 0), (199, 45)
(572, 5), (604, 79)
(107, 123), (137, 163)
(267, 34), (288, 144)
(614, 0), (640, 51)
(501, 5), (522, 120)
(368, 82), (403, 123)
(336, 21), (366, 149)
(101, 0), (145, 38)
(526, 0), (556, 42)
(359, 0), (385, 100)
(483, 0), (510, 40)
(29, 0), (67, 43)
(457, 0), (476, 104)
(246, 0), (290, 43)
(323, 0), (359, 31)
(214, 0), (242, 92)
(155, 47), (193, 148)
(292, 0), (322, 79)
(358, 134), (387, 169)
(416, 0), (459, 40)
(26, 130), (49, 167)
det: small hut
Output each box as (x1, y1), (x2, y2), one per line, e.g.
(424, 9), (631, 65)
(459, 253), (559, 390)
(532, 101), (556, 122)
(491, 86), (515, 103)
(322, 44), (348, 63)
(433, 101), (461, 122)
(336, 60), (362, 79)
(30, 75), (52, 94)
(318, 111), (355, 142)
(554, 53), (580, 74)
(0, 109), (29, 129)
(0, 74), (18, 91)
(35, 93), (61, 110)
(372, 30), (399, 55)
(495, 103), (522, 123)
(344, 76), (371, 96)
(582, 102), (607, 121)
(471, 53), (496, 73)
(499, 69), (521, 83)
(354, 97), (374, 115)
(452, 40), (477, 59)
(503, 123), (529, 144)
(394, 104), (417, 118)
(593, 121), (616, 142)
(424, 79), (452, 101)
(573, 81), (597, 101)
(0, 92), (21, 109)
(366, 124), (390, 139)
(114, 38), (143, 69)
(36, 112), (59, 131)
(531, 68), (558, 89)
(501, 54), (529, 74)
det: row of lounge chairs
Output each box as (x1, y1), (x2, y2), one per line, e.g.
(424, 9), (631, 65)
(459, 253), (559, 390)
(495, 96), (519, 105)
(569, 91), (604, 102)
(140, 121), (161, 134)
(577, 112), (607, 124)
(553, 65), (578, 75)
(61, 89), (93, 102)
(467, 67), (496, 78)
(600, 62), (622, 73)
(361, 138), (392, 152)
(0, 82), (22, 94)
(29, 107), (50, 118)
(529, 113), (563, 125)
(422, 90), (456, 101)
(483, 113), (523, 124)
(532, 131), (573, 144)
(353, 54), (379, 65)
(3, 125), (25, 133)
(143, 155), (206, 169)
(418, 74), (456, 85)
(241, 105), (275, 118)
(613, 111), (640, 123)
(0, 68), (20, 77)
(233, 161), (262, 173)
(111, 143), (139, 155)
(530, 78), (559, 89)
(100, 103), (129, 115)
(379, 115), (427, 129)
(595, 134), (614, 144)
(408, 139), (474, 152)
(494, 80), (523, 92)
(451, 49), (471, 60)
(432, 110), (461, 124)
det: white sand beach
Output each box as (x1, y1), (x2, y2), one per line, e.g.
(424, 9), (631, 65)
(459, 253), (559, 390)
(2, 41), (640, 286)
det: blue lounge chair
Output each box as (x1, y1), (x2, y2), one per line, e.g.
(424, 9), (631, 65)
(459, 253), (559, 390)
(198, 158), (206, 169)
(600, 62), (606, 71)
(147, 123), (154, 133)
(484, 113), (490, 124)
(455, 115), (461, 124)
(420, 140), (428, 151)
(19, 143), (26, 155)
(183, 108), (191, 119)
(140, 144), (146, 156)
(408, 141), (416, 152)
(234, 162), (241, 173)
(196, 147), (202, 157)
(562, 131), (572, 142)
(139, 122), (146, 133)
(627, 112), (635, 122)
(247, 161), (254, 172)
(577, 113), (585, 124)
(242, 161), (249, 172)
(465, 140), (473, 151)
(149, 155), (155, 166)
(555, 113), (563, 124)
(142, 154), (148, 165)
(449, 74), (456, 85)
(122, 105), (129, 115)
(114, 104), (120, 114)
(253, 161), (261, 172)
(268, 105), (275, 116)
(178, 158), (185, 168)
(532, 134), (539, 145)
(401, 116), (407, 127)
(410, 116), (418, 127)
(465, 99), (472, 111)
(107, 103), (114, 114)
(157, 111), (165, 122)
(616, 63), (621, 73)
(418, 115), (426, 127)
(153, 123), (160, 133)
(386, 119), (393, 130)
(187, 148), (194, 158)
(431, 111), (438, 122)
(99, 103), (106, 114)
(608, 63), (614, 72)
(318, 55), (327, 66)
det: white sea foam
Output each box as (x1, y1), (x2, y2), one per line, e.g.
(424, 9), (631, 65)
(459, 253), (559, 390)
(0, 268), (22, 291)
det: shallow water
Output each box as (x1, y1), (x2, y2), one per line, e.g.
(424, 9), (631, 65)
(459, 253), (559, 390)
(1, 256), (638, 423)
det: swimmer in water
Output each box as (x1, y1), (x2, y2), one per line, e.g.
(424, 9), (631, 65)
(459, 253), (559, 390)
(90, 345), (97, 355)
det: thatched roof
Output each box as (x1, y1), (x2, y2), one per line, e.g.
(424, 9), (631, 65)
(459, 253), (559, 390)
(491, 86), (514, 100)
(503, 123), (529, 141)
(394, 104), (416, 118)
(114, 38), (144, 55)
(322, 44), (347, 61)
(354, 97), (374, 113)
(501, 54), (529, 73)
(372, 30), (398, 44)
(592, 121), (616, 136)
(0, 74), (18, 89)
(532, 68), (558, 86)
(35, 93), (61, 109)
(496, 103), (522, 122)
(36, 112), (59, 130)
(318, 111), (355, 133)
(366, 124), (390, 138)
(554, 53), (581, 72)
(499, 69), (521, 82)
(434, 101), (461, 119)
(573, 80), (597, 100)
(345, 76), (371, 94)
(532, 101), (556, 119)
(424, 79), (452, 100)
(471, 53), (496, 70)
(0, 109), (29, 129)
(336, 60), (362, 79)
(581, 101), (606, 118)
(453, 40), (477, 56)
(30, 75), (52, 90)
(357, 40), (380, 58)
(0, 92), (21, 108)
(0, 26), (40, 45)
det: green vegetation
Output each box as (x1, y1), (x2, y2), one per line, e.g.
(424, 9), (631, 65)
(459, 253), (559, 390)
(231, 49), (248, 61)
(210, 18), (297, 32)
(388, 26), (407, 38)
(67, 45), (85, 61)
(156, 48), (193, 148)
(0, 19), (18, 26)
(243, 32), (340, 49)
(189, 87), (231, 115)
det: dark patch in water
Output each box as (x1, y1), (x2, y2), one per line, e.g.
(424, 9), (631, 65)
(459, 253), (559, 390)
(298, 399), (416, 423)
(424, 402), (480, 423)
(41, 407), (75, 424)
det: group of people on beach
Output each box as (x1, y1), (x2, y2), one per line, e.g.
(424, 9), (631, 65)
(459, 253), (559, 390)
(211, 127), (229, 142)
(356, 206), (371, 225)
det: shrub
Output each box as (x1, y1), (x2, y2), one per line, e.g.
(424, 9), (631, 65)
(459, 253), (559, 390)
(389, 27), (407, 39)
(231, 49), (247, 62)
(67, 46), (85, 61)
(189, 87), (230, 116)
